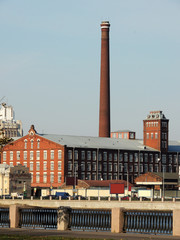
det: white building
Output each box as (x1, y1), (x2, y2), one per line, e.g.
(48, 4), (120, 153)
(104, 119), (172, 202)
(0, 103), (23, 138)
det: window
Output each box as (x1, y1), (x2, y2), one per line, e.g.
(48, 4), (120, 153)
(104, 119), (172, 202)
(87, 163), (91, 171)
(173, 155), (177, 164)
(74, 150), (78, 160)
(58, 172), (62, 183)
(87, 173), (91, 180)
(30, 140), (33, 149)
(129, 165), (133, 172)
(92, 173), (96, 180)
(119, 163), (122, 172)
(81, 151), (85, 160)
(92, 162), (96, 171)
(114, 153), (117, 161)
(3, 152), (6, 161)
(155, 154), (159, 163)
(41, 160), (46, 171)
(44, 150), (47, 160)
(119, 153), (123, 162)
(103, 173), (107, 180)
(144, 164), (148, 172)
(129, 154), (133, 162)
(168, 155), (172, 164)
(149, 164), (153, 172)
(30, 151), (33, 160)
(134, 153), (138, 162)
(51, 150), (54, 160)
(155, 133), (158, 139)
(134, 164), (138, 172)
(103, 163), (107, 171)
(37, 139), (40, 149)
(109, 153), (112, 161)
(124, 153), (128, 162)
(36, 151), (40, 160)
(162, 155), (166, 164)
(146, 133), (149, 139)
(151, 133), (153, 139)
(10, 151), (13, 161)
(92, 151), (96, 161)
(36, 173), (40, 183)
(149, 154), (153, 163)
(30, 162), (33, 171)
(154, 165), (158, 172)
(87, 151), (91, 160)
(17, 151), (20, 160)
(36, 162), (40, 171)
(68, 162), (72, 171)
(10, 162), (13, 167)
(43, 173), (47, 183)
(108, 163), (112, 172)
(50, 161), (54, 171)
(24, 140), (27, 149)
(58, 161), (62, 170)
(144, 154), (148, 163)
(124, 133), (128, 139)
(140, 164), (143, 173)
(58, 150), (62, 159)
(98, 173), (102, 180)
(81, 162), (85, 171)
(108, 174), (112, 180)
(118, 133), (122, 139)
(103, 152), (107, 161)
(24, 151), (27, 160)
(50, 173), (54, 183)
(23, 162), (27, 167)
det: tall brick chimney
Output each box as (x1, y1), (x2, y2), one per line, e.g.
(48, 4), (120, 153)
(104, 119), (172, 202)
(99, 21), (110, 138)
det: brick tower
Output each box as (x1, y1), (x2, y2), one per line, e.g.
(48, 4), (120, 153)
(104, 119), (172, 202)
(143, 111), (169, 152)
(99, 21), (111, 138)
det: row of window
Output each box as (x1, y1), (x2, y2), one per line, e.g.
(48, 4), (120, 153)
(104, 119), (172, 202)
(146, 122), (158, 127)
(24, 139), (40, 149)
(3, 150), (62, 161)
(32, 172), (62, 183)
(67, 150), (180, 164)
(7, 161), (62, 172)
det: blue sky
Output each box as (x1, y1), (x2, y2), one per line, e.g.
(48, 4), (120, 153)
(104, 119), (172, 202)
(0, 0), (180, 140)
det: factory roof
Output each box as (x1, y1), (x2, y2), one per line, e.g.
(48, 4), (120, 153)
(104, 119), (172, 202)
(38, 133), (156, 151)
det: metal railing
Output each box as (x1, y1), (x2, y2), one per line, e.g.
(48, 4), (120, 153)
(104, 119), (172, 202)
(123, 210), (172, 235)
(69, 209), (111, 231)
(0, 208), (10, 228)
(19, 208), (57, 229)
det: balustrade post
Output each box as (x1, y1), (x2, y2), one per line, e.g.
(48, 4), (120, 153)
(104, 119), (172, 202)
(57, 207), (71, 231)
(31, 196), (33, 200)
(173, 209), (180, 236)
(9, 204), (20, 228)
(111, 208), (124, 233)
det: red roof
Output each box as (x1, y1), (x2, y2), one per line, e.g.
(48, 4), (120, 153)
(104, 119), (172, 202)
(79, 179), (134, 188)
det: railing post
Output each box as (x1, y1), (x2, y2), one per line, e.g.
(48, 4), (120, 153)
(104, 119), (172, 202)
(9, 204), (20, 228)
(173, 209), (180, 236)
(57, 207), (71, 231)
(111, 208), (124, 233)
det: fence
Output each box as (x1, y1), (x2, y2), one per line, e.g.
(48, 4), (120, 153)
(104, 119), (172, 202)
(69, 209), (111, 231)
(123, 210), (172, 235)
(0, 205), (178, 236)
(19, 208), (57, 229)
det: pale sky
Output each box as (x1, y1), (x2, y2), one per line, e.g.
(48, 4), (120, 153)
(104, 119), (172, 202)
(1, 0), (180, 140)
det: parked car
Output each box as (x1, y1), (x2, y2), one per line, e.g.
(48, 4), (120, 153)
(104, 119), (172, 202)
(55, 192), (70, 199)
(73, 195), (87, 200)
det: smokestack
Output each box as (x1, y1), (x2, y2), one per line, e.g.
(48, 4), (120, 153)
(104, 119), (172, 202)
(99, 21), (110, 138)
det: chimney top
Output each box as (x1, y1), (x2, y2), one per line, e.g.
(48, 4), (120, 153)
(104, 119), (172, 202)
(101, 21), (110, 28)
